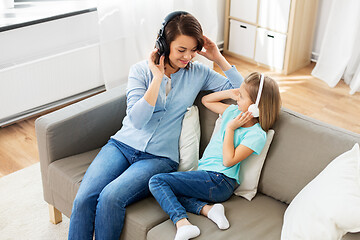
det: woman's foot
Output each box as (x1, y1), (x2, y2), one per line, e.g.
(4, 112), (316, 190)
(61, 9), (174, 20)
(207, 203), (229, 230)
(174, 218), (200, 240)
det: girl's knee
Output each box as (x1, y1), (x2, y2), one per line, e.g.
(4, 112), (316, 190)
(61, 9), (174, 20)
(148, 173), (167, 191)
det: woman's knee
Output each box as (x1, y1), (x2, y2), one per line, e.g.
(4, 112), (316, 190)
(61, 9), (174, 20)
(73, 191), (96, 212)
(97, 185), (127, 209)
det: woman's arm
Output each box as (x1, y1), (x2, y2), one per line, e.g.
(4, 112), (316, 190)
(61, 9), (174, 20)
(126, 49), (165, 129)
(198, 36), (243, 91)
(198, 35), (231, 72)
(144, 49), (165, 106)
(201, 89), (239, 115)
(222, 112), (254, 167)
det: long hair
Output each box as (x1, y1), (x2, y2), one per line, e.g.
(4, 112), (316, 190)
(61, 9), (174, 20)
(155, 13), (204, 69)
(244, 72), (282, 131)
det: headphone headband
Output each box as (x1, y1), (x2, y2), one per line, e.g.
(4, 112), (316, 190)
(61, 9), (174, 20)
(247, 73), (264, 118)
(255, 73), (264, 106)
(159, 11), (189, 37)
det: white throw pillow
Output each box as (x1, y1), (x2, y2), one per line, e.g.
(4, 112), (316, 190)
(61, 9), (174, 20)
(211, 115), (274, 201)
(281, 143), (360, 240)
(178, 105), (200, 171)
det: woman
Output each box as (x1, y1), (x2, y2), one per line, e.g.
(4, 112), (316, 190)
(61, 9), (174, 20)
(68, 11), (243, 240)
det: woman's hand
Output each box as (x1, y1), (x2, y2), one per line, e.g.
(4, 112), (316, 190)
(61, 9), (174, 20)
(226, 111), (253, 131)
(197, 35), (222, 63)
(198, 35), (232, 71)
(148, 49), (165, 79)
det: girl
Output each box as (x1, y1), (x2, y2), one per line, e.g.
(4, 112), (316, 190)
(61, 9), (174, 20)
(149, 72), (281, 240)
(68, 11), (243, 240)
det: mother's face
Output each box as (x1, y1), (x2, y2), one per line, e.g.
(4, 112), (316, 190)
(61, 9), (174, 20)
(168, 34), (198, 69)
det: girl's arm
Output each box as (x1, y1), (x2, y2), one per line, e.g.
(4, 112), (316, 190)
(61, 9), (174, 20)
(201, 89), (239, 115)
(222, 112), (254, 167)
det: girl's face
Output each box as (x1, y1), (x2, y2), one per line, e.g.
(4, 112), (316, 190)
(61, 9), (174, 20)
(237, 83), (254, 112)
(168, 34), (198, 69)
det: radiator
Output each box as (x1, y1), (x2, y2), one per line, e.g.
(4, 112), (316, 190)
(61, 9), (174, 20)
(0, 43), (104, 126)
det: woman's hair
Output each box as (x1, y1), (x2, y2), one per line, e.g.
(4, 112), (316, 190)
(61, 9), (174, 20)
(155, 13), (204, 69)
(244, 72), (282, 132)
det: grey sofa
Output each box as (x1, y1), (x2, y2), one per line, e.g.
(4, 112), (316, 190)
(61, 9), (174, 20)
(36, 84), (360, 239)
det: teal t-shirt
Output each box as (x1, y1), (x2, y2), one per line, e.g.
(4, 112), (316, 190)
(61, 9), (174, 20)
(198, 104), (267, 184)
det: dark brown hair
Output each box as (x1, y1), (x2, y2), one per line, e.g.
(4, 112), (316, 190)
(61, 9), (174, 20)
(155, 13), (204, 69)
(244, 72), (282, 131)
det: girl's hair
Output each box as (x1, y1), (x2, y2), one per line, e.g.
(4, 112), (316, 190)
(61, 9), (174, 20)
(244, 72), (282, 132)
(155, 13), (204, 69)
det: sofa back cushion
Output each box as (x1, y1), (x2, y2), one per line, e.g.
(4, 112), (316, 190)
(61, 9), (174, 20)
(194, 91), (223, 156)
(258, 108), (360, 204)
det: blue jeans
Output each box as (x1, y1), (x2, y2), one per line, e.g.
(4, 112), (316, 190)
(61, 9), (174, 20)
(148, 170), (238, 224)
(68, 138), (178, 240)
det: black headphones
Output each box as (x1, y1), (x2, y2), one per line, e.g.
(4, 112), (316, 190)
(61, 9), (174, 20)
(155, 11), (189, 56)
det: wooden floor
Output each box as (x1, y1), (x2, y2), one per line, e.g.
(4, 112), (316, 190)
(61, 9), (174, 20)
(1, 55), (360, 177)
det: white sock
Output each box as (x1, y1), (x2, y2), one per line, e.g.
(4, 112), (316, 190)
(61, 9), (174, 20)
(174, 225), (200, 240)
(207, 203), (230, 230)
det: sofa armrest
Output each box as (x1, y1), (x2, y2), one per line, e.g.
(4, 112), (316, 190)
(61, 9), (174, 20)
(36, 83), (127, 167)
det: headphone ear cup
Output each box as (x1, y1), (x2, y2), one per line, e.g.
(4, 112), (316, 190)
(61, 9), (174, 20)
(155, 36), (167, 56)
(248, 104), (259, 118)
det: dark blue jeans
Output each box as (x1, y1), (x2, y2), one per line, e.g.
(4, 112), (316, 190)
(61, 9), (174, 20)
(149, 170), (238, 224)
(68, 138), (178, 240)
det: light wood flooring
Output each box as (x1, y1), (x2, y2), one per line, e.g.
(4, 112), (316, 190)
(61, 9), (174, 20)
(1, 55), (360, 178)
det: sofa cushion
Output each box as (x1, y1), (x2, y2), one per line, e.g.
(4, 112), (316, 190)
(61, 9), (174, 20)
(147, 193), (286, 240)
(178, 105), (201, 171)
(258, 108), (360, 204)
(120, 197), (169, 240)
(49, 149), (170, 240)
(194, 91), (220, 156)
(48, 149), (100, 217)
(281, 143), (360, 240)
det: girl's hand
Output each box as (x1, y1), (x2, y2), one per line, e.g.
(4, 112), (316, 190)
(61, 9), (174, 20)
(197, 35), (222, 63)
(148, 49), (165, 79)
(226, 111), (253, 131)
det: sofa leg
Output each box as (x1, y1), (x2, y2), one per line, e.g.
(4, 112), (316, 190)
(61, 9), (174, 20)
(49, 204), (62, 224)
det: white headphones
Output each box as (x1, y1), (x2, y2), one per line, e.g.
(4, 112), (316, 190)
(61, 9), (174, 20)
(247, 73), (264, 118)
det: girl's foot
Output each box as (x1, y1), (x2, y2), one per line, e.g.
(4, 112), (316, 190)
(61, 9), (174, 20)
(174, 225), (200, 240)
(207, 203), (229, 230)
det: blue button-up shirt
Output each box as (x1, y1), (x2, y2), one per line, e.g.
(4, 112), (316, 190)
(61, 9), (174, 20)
(112, 60), (243, 163)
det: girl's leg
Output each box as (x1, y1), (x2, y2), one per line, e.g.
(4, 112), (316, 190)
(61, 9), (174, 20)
(149, 171), (235, 223)
(68, 139), (131, 240)
(149, 171), (237, 234)
(94, 155), (178, 240)
(178, 196), (230, 230)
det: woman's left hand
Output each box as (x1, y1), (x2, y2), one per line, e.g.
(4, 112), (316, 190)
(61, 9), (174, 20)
(226, 111), (253, 131)
(197, 35), (222, 63)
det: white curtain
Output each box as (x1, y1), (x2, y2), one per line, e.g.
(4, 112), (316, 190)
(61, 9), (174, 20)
(311, 0), (360, 95)
(97, 0), (221, 90)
